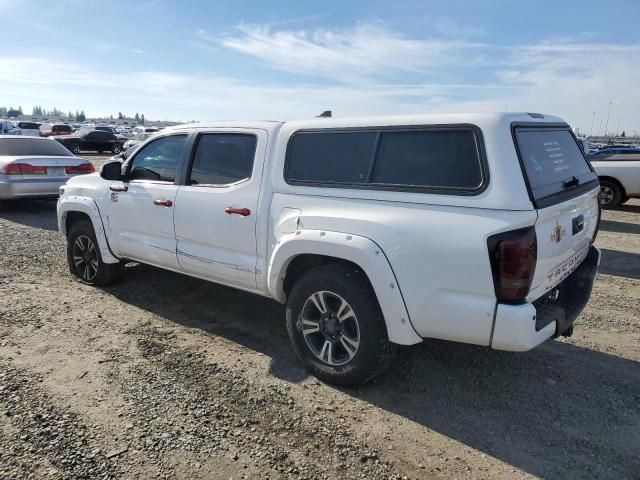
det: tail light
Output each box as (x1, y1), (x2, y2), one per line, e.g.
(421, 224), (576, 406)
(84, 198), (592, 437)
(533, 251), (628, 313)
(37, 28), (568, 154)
(0, 163), (47, 175)
(65, 163), (95, 175)
(487, 227), (537, 303)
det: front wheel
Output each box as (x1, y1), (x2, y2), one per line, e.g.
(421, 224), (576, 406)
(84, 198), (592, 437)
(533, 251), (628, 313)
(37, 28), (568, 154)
(286, 263), (396, 386)
(599, 179), (623, 209)
(66, 220), (123, 286)
(111, 144), (122, 154)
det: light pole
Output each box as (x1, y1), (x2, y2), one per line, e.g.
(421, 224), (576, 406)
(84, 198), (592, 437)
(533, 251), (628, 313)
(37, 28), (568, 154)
(599, 119), (603, 136)
(616, 116), (620, 136)
(590, 111), (596, 137)
(604, 101), (612, 137)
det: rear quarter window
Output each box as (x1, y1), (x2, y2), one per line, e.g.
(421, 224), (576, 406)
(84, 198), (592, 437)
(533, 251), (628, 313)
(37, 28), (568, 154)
(285, 127), (485, 193)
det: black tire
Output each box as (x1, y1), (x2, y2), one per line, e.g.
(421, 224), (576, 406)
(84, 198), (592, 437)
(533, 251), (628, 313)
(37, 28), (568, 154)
(70, 143), (81, 154)
(286, 263), (397, 386)
(111, 144), (122, 154)
(599, 179), (623, 209)
(66, 220), (123, 286)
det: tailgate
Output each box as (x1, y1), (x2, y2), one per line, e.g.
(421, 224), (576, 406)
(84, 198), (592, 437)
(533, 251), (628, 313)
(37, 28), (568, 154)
(528, 188), (599, 301)
(512, 125), (601, 302)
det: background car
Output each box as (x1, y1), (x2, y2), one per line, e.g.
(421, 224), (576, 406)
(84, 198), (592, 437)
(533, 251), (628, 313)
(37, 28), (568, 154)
(123, 130), (157, 150)
(41, 123), (74, 137)
(94, 125), (118, 134)
(589, 148), (640, 207)
(1, 120), (21, 135)
(53, 130), (123, 154)
(11, 121), (42, 136)
(0, 136), (94, 201)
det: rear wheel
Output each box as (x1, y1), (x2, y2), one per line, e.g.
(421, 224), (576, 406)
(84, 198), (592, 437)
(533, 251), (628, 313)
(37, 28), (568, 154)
(111, 144), (122, 154)
(599, 179), (623, 209)
(66, 220), (123, 286)
(286, 263), (396, 386)
(70, 143), (81, 154)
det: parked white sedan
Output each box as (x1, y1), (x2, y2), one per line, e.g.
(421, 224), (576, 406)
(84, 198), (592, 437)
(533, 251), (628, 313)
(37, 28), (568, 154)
(0, 136), (95, 200)
(589, 148), (640, 208)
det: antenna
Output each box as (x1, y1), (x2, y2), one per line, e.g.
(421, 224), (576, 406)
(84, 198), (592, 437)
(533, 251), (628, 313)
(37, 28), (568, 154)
(316, 110), (332, 118)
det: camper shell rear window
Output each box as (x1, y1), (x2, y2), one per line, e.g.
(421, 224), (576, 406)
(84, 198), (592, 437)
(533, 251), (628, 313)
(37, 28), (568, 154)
(513, 125), (598, 208)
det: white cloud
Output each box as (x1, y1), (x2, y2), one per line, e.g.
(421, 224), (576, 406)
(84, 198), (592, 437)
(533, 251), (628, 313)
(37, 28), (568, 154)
(218, 22), (486, 82)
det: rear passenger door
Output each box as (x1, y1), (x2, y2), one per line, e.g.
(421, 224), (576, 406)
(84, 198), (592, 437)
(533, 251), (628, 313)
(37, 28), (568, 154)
(173, 130), (267, 289)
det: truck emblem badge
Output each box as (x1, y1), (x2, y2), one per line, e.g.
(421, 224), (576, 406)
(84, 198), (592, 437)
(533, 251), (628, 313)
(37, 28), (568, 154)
(110, 193), (118, 203)
(550, 220), (566, 243)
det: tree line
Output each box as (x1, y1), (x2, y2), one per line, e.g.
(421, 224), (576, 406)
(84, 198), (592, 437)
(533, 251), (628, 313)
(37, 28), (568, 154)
(1, 106), (146, 124)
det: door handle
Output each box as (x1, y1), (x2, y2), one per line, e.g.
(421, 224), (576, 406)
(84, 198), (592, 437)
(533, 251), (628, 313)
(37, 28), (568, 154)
(225, 207), (251, 216)
(110, 184), (128, 192)
(153, 199), (173, 207)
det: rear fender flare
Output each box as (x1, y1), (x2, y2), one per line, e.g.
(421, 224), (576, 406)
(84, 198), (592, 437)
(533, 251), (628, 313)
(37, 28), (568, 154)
(57, 195), (120, 264)
(268, 229), (422, 345)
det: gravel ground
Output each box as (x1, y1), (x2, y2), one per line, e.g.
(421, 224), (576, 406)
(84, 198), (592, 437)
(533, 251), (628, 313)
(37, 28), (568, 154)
(0, 163), (639, 479)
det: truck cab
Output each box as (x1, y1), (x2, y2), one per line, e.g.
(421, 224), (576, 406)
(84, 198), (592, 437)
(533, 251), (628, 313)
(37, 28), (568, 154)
(58, 113), (601, 386)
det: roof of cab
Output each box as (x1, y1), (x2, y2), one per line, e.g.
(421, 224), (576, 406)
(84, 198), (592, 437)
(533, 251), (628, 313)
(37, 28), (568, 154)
(165, 120), (284, 133)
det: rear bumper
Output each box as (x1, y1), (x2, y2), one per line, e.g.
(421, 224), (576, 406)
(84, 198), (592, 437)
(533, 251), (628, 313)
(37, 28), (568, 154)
(491, 246), (600, 351)
(0, 178), (66, 199)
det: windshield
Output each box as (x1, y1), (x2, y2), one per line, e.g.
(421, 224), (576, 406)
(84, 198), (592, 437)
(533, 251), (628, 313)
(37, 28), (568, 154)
(515, 127), (597, 203)
(0, 138), (74, 156)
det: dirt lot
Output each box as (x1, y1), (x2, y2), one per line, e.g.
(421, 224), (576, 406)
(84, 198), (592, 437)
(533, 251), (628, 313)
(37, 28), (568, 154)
(1, 158), (639, 479)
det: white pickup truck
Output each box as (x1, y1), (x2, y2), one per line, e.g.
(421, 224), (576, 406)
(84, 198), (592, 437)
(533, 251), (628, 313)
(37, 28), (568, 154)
(588, 147), (640, 208)
(57, 113), (601, 385)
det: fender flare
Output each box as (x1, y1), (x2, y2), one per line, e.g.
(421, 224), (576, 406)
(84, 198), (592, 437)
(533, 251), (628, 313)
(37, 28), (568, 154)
(268, 229), (422, 346)
(57, 195), (120, 264)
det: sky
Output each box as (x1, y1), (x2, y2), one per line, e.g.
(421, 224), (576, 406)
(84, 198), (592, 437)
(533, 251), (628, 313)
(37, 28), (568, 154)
(1, 0), (639, 135)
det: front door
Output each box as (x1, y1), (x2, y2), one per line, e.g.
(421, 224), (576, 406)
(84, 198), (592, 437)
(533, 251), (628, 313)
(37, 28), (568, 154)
(104, 133), (189, 269)
(173, 130), (267, 289)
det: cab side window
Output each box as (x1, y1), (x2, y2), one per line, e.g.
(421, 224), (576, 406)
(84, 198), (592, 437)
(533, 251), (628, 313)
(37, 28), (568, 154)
(128, 134), (187, 183)
(188, 133), (257, 186)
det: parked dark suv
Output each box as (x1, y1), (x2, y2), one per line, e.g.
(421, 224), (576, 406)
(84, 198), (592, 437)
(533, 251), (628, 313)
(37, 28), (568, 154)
(54, 130), (123, 154)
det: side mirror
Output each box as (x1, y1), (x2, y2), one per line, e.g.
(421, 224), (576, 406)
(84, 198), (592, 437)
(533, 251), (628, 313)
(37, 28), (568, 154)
(100, 160), (123, 181)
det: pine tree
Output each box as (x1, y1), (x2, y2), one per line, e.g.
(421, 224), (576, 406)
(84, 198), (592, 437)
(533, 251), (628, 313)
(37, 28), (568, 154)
(118, 112), (123, 120)
(135, 113), (140, 122)
(140, 114), (145, 125)
(77, 110), (86, 122)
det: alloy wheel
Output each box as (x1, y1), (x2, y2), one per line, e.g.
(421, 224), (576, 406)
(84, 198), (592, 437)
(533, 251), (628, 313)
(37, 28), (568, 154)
(299, 291), (360, 366)
(72, 235), (99, 281)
